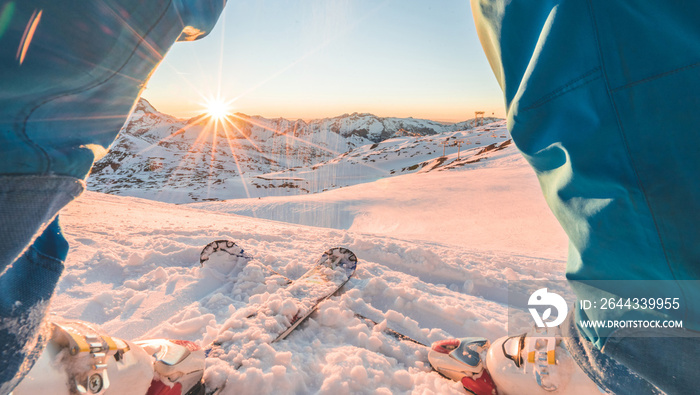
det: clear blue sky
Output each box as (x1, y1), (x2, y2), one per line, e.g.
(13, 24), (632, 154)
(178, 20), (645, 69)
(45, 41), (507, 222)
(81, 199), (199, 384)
(144, 0), (505, 122)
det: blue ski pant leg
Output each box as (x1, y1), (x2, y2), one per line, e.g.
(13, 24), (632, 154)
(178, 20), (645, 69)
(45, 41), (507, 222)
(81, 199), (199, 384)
(471, 0), (700, 392)
(0, 217), (70, 394)
(563, 312), (700, 395)
(0, 1), (225, 392)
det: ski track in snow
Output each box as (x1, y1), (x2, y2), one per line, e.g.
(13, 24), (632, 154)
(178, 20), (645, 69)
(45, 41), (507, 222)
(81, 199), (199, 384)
(52, 122), (570, 394)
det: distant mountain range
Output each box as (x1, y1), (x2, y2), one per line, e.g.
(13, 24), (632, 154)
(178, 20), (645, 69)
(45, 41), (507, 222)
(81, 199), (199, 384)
(87, 99), (505, 203)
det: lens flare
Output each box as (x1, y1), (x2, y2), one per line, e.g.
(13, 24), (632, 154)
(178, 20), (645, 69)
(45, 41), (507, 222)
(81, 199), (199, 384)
(203, 97), (231, 120)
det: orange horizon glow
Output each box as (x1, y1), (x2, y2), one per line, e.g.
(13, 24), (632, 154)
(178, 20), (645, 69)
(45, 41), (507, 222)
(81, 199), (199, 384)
(145, 98), (504, 124)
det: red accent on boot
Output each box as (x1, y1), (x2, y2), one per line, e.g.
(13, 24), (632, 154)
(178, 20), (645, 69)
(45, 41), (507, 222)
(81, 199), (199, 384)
(431, 339), (460, 354)
(461, 370), (498, 395)
(170, 339), (201, 352)
(146, 379), (183, 395)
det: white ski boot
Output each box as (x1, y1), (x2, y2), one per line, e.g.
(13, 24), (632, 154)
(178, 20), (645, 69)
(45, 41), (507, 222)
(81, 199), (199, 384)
(428, 329), (602, 395)
(12, 320), (205, 395)
(428, 337), (498, 395)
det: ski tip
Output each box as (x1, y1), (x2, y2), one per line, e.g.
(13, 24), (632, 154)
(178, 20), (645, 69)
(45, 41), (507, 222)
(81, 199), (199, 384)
(323, 247), (358, 274)
(200, 239), (243, 266)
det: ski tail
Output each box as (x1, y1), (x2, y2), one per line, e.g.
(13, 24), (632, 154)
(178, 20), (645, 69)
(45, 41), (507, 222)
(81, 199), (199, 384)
(322, 247), (357, 274)
(271, 247), (357, 343)
(203, 246), (358, 395)
(199, 240), (247, 266)
(199, 239), (291, 282)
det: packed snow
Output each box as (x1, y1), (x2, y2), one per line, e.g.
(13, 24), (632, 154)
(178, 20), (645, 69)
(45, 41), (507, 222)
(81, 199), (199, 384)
(48, 120), (573, 394)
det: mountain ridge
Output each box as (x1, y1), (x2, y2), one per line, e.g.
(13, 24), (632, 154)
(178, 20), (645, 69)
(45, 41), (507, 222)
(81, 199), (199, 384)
(144, 98), (496, 143)
(88, 99), (505, 203)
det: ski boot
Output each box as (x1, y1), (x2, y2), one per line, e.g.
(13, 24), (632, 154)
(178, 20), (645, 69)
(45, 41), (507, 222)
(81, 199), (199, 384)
(12, 320), (205, 395)
(136, 339), (206, 395)
(428, 337), (498, 395)
(428, 329), (602, 395)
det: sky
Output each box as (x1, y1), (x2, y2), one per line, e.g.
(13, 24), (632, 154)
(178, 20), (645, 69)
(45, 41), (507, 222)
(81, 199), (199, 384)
(144, 0), (505, 123)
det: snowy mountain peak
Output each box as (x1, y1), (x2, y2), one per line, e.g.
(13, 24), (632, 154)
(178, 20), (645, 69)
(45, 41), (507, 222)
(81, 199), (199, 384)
(133, 97), (157, 113)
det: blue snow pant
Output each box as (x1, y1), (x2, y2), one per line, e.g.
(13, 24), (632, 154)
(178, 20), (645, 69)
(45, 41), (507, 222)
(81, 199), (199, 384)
(471, 0), (700, 393)
(0, 1), (225, 393)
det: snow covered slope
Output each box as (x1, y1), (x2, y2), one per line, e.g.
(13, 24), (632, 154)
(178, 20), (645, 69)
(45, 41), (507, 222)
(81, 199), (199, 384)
(54, 135), (570, 393)
(191, 124), (566, 260)
(87, 99), (499, 203)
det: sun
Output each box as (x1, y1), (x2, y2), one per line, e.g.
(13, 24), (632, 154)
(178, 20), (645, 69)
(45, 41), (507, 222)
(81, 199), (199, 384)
(203, 97), (231, 120)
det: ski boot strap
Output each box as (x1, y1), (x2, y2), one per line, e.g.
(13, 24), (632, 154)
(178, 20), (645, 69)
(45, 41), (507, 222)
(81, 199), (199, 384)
(502, 332), (559, 392)
(51, 320), (128, 394)
(526, 335), (558, 392)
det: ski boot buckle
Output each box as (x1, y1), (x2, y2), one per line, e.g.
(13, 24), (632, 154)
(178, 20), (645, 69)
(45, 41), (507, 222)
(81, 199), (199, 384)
(52, 321), (122, 394)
